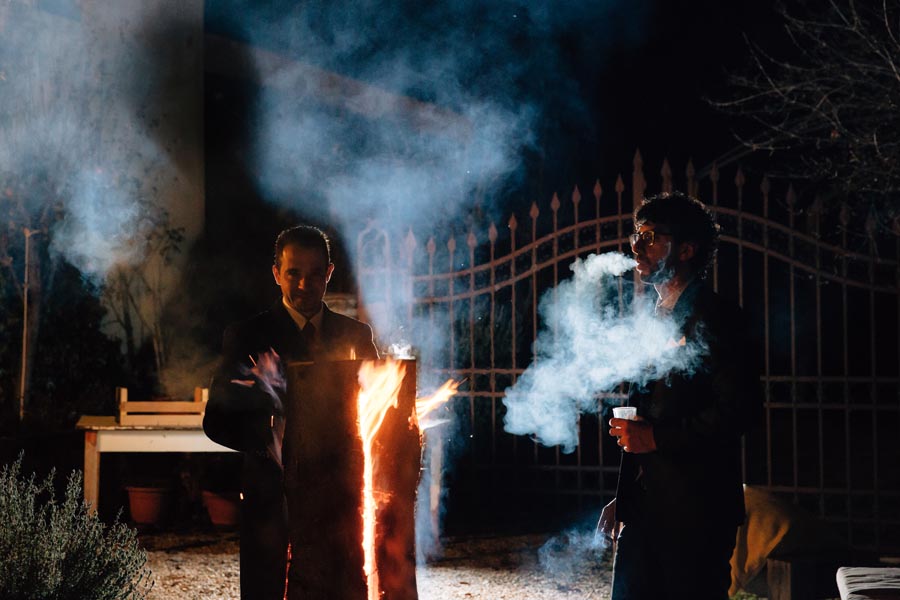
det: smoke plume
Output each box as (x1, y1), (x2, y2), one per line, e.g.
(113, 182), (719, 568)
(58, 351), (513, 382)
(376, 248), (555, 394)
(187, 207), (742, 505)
(502, 252), (708, 452)
(223, 0), (642, 337)
(0, 3), (195, 279)
(1, 2), (205, 398)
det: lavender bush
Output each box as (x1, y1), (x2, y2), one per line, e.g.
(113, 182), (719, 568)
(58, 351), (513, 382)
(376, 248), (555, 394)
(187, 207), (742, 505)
(0, 455), (152, 599)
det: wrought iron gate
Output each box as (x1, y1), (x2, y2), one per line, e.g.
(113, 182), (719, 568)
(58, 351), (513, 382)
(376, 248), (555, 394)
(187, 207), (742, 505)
(357, 151), (900, 554)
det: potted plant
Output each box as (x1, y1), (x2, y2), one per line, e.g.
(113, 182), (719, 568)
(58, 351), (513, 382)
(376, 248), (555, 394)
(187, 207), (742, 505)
(201, 489), (240, 528)
(200, 455), (241, 528)
(124, 479), (174, 528)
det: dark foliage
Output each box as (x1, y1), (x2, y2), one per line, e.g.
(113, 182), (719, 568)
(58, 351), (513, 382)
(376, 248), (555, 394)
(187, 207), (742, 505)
(0, 256), (138, 435)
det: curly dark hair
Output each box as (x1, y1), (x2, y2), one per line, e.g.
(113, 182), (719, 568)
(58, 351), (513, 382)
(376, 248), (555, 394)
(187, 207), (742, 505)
(633, 191), (720, 279)
(273, 225), (332, 268)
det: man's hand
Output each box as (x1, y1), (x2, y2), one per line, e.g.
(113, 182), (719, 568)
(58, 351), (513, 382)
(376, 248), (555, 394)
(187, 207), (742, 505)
(597, 498), (620, 541)
(608, 416), (657, 453)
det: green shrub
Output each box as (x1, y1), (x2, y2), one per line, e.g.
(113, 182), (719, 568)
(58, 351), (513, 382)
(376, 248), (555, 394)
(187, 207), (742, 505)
(0, 455), (152, 599)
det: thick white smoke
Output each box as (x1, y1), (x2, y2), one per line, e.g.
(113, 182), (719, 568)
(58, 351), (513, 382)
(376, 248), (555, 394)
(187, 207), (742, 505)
(502, 252), (708, 452)
(253, 69), (534, 340)
(50, 169), (152, 278)
(236, 0), (641, 339)
(1, 2), (206, 398)
(0, 4), (187, 279)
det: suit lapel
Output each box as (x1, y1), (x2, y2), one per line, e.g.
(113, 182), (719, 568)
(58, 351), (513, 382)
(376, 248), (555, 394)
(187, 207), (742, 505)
(319, 306), (352, 361)
(319, 305), (334, 346)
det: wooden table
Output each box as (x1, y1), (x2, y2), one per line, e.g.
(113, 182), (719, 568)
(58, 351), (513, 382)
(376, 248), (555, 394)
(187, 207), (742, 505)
(76, 415), (235, 511)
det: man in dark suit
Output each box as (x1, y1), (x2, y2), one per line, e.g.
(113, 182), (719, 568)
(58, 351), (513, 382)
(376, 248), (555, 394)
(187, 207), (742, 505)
(204, 225), (378, 600)
(598, 192), (761, 600)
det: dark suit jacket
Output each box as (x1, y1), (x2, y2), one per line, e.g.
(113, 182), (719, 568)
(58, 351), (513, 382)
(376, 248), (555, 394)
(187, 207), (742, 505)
(202, 300), (378, 599)
(203, 300), (379, 454)
(615, 279), (762, 528)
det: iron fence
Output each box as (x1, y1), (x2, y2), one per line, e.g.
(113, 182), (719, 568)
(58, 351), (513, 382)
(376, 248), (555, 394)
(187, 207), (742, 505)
(357, 150), (900, 554)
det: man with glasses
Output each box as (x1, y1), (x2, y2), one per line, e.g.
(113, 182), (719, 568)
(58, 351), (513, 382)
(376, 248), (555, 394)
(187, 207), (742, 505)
(598, 192), (761, 599)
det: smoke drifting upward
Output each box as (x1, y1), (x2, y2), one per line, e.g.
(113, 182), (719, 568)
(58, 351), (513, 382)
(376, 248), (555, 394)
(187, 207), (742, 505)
(216, 0), (643, 336)
(0, 3), (196, 279)
(502, 252), (708, 453)
(51, 169), (154, 278)
(1, 3), (206, 398)
(222, 2), (649, 554)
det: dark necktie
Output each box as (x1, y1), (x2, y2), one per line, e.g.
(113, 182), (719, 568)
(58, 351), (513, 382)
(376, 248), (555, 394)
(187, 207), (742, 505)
(302, 321), (317, 358)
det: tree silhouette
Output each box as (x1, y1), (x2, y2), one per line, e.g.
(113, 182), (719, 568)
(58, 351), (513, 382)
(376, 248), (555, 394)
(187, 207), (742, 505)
(716, 0), (900, 231)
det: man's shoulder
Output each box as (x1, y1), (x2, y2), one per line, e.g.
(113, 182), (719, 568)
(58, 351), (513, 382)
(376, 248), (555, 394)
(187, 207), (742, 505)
(680, 280), (738, 315)
(687, 284), (755, 349)
(224, 303), (286, 338)
(321, 306), (378, 359)
(700, 286), (743, 320)
(323, 306), (372, 333)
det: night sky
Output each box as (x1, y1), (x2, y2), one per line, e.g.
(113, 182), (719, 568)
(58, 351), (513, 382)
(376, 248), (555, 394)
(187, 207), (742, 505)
(201, 0), (784, 318)
(204, 0), (782, 204)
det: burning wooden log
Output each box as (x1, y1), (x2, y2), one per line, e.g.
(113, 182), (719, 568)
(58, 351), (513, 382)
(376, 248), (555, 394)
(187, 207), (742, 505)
(282, 359), (420, 600)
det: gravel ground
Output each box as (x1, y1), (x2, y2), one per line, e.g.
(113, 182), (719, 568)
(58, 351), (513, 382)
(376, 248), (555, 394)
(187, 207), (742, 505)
(141, 530), (613, 599)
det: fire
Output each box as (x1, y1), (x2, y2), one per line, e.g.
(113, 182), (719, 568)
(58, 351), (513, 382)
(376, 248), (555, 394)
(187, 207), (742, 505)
(357, 358), (406, 599)
(414, 379), (460, 428)
(355, 359), (458, 598)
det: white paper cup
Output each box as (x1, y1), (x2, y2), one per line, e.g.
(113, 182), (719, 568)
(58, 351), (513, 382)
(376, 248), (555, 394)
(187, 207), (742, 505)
(612, 406), (637, 420)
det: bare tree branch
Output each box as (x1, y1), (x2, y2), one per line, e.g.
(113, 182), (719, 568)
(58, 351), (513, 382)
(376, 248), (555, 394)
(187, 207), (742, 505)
(715, 0), (900, 227)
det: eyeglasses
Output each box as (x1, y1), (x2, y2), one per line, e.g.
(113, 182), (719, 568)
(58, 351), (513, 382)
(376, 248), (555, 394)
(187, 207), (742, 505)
(629, 230), (670, 247)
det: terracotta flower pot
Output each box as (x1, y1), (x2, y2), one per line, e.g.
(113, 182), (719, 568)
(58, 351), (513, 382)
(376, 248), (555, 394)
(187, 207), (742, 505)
(125, 485), (173, 526)
(202, 490), (240, 527)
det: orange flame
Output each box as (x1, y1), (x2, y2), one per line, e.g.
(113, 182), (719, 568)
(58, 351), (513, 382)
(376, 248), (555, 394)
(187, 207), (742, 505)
(355, 360), (459, 598)
(357, 359), (406, 599)
(413, 379), (460, 428)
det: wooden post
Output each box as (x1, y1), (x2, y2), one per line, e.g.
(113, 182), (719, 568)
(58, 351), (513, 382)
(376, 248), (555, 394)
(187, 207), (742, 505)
(83, 430), (99, 513)
(194, 386), (208, 403)
(283, 359), (419, 600)
(429, 431), (443, 540)
(767, 556), (842, 600)
(116, 387), (128, 423)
